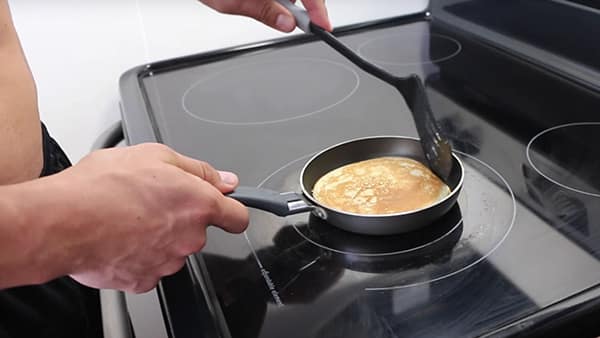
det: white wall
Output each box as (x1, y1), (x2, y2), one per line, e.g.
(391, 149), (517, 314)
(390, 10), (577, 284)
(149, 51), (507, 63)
(9, 0), (428, 162)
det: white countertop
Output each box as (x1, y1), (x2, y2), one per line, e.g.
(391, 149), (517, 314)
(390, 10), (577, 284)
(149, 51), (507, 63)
(10, 0), (427, 162)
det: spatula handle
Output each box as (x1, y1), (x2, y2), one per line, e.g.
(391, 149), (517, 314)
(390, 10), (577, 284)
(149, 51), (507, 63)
(276, 0), (311, 32)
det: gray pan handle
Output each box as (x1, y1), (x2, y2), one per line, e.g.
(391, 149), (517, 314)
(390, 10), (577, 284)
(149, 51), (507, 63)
(228, 186), (314, 217)
(276, 0), (311, 32)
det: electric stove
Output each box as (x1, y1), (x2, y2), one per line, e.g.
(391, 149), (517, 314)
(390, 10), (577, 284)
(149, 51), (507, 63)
(119, 1), (600, 337)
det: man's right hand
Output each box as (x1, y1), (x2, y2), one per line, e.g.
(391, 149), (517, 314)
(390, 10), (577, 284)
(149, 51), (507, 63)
(38, 143), (248, 293)
(198, 0), (332, 32)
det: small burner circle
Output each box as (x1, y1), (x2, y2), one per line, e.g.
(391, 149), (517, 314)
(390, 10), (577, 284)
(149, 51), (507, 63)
(357, 33), (462, 66)
(181, 58), (360, 126)
(526, 122), (600, 198)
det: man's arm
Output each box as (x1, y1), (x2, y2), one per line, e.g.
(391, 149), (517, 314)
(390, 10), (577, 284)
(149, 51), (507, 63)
(0, 180), (61, 286)
(0, 144), (249, 292)
(0, 0), (326, 292)
(0, 0), (43, 184)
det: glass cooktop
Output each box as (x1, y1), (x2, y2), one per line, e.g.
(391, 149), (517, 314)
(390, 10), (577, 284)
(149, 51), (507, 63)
(120, 2), (600, 337)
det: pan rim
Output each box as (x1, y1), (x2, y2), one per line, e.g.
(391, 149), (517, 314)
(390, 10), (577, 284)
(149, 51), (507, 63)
(299, 135), (465, 218)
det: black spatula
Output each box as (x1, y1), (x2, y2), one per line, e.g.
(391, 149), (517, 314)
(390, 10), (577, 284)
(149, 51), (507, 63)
(277, 0), (453, 181)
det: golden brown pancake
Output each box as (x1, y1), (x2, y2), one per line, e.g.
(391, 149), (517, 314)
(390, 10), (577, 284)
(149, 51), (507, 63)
(312, 157), (450, 215)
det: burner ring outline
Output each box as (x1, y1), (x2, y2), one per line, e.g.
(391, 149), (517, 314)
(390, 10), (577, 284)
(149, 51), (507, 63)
(357, 33), (462, 66)
(254, 151), (515, 269)
(364, 151), (516, 291)
(181, 57), (361, 126)
(526, 122), (600, 198)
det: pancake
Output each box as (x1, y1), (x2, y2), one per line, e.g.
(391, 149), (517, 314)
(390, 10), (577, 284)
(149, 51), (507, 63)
(312, 157), (451, 215)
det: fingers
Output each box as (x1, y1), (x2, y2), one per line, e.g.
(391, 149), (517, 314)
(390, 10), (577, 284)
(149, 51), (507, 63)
(171, 153), (249, 233)
(275, 0), (332, 32)
(300, 0), (332, 31)
(200, 0), (331, 33)
(171, 152), (239, 193)
(135, 143), (249, 233)
(243, 0), (297, 32)
(217, 170), (239, 190)
(209, 184), (250, 234)
(134, 143), (239, 193)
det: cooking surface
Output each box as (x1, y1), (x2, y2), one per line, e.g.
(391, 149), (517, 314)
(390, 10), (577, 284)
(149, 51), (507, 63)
(121, 2), (600, 337)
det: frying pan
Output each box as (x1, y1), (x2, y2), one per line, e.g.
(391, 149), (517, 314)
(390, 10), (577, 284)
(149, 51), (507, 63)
(228, 136), (464, 235)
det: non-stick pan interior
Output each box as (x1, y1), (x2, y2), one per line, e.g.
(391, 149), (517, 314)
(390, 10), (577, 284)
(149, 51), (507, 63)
(301, 136), (462, 200)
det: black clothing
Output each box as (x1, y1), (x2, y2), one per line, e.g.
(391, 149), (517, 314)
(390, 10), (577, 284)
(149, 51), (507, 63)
(0, 124), (102, 338)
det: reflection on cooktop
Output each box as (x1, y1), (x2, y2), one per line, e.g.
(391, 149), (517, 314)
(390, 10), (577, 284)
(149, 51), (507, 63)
(182, 58), (359, 125)
(299, 210), (464, 274)
(523, 164), (590, 237)
(444, 0), (600, 73)
(315, 262), (535, 338)
(297, 206), (463, 257)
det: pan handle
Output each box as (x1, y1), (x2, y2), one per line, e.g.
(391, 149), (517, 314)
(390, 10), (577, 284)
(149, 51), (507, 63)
(276, 0), (311, 32)
(227, 186), (314, 217)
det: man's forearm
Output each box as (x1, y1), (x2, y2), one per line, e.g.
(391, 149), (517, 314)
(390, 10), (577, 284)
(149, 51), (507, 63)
(0, 0), (43, 184)
(0, 177), (74, 288)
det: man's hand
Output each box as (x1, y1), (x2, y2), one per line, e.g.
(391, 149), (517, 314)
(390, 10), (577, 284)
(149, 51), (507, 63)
(198, 0), (332, 32)
(29, 143), (248, 293)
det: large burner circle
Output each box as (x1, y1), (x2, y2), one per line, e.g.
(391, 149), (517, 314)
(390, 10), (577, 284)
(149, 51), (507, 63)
(182, 58), (359, 125)
(526, 122), (600, 197)
(249, 148), (515, 289)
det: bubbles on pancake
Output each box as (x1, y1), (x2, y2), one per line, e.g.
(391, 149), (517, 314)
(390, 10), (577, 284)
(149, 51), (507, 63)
(410, 169), (424, 177)
(313, 157), (450, 215)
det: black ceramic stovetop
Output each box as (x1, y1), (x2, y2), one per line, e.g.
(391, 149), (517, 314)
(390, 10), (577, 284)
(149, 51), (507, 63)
(119, 1), (600, 337)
